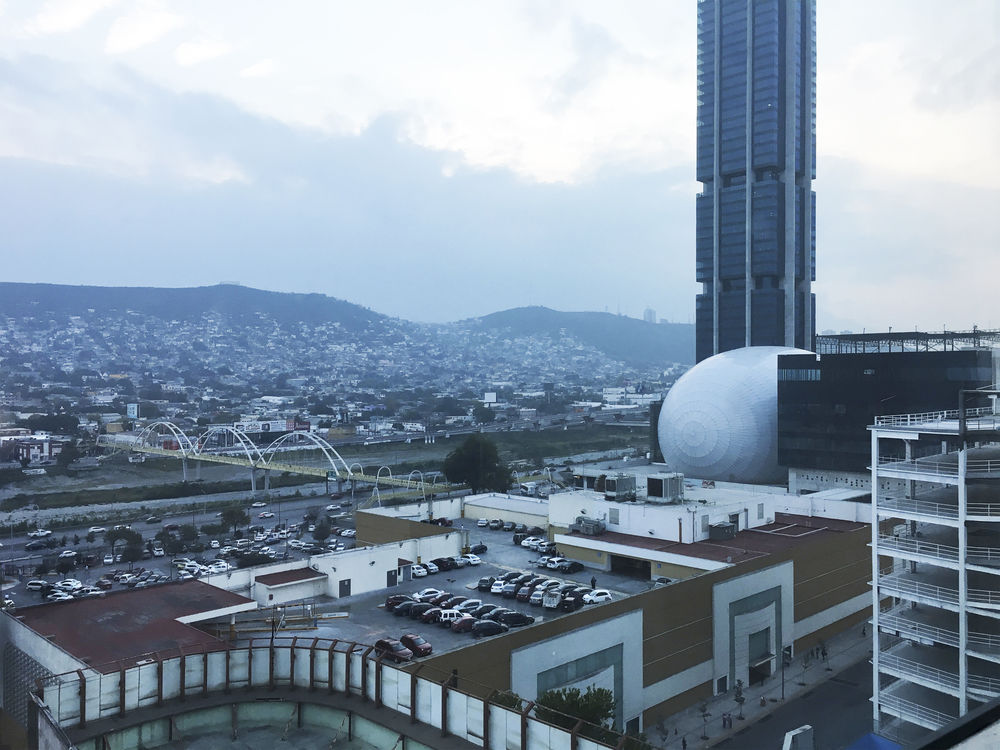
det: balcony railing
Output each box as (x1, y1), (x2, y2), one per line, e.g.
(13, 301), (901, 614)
(877, 456), (1000, 478)
(879, 574), (959, 606)
(969, 630), (1000, 654)
(969, 586), (1000, 607)
(880, 652), (960, 692)
(875, 406), (996, 428)
(878, 535), (959, 563)
(967, 545), (1000, 566)
(968, 673), (1000, 697)
(879, 612), (959, 648)
(878, 496), (959, 520)
(878, 692), (955, 730)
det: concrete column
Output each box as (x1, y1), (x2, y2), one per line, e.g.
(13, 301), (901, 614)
(871, 428), (882, 730)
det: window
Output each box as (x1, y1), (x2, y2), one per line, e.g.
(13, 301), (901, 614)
(757, 503), (764, 520)
(609, 508), (620, 525)
(701, 515), (710, 532)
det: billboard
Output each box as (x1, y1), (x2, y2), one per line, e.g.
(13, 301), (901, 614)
(126, 403), (139, 419)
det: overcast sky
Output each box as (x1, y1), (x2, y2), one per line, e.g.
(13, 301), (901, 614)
(1, 1), (997, 330)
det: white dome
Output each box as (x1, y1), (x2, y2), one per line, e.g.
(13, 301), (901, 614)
(657, 346), (811, 483)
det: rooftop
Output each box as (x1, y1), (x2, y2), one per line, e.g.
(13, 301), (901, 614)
(14, 580), (255, 672)
(255, 567), (327, 587)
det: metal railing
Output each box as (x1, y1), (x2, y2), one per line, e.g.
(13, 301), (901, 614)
(878, 574), (960, 605)
(878, 496), (960, 519)
(968, 586), (1000, 607)
(969, 630), (1000, 653)
(878, 692), (955, 730)
(879, 612), (959, 648)
(875, 406), (995, 428)
(878, 535), (960, 563)
(880, 652), (960, 691)
(877, 456), (1000, 477)
(968, 673), (1000, 696)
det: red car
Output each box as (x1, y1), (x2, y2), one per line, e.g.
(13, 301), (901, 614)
(400, 633), (432, 656)
(384, 594), (412, 612)
(451, 615), (477, 633)
(374, 638), (412, 663)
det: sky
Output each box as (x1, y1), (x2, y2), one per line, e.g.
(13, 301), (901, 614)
(1, 1), (998, 330)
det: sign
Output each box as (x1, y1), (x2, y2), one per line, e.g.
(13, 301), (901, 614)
(126, 403), (139, 419)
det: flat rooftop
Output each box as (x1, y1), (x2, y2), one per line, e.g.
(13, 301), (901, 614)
(15, 580), (255, 673)
(255, 568), (327, 587)
(560, 512), (866, 566)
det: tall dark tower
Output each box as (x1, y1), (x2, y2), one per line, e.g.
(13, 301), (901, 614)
(695, 0), (816, 362)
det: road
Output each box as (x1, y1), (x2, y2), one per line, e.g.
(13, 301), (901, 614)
(713, 659), (874, 750)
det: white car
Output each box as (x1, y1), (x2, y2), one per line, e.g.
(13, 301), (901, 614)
(258, 511), (275, 519)
(289, 539), (306, 549)
(490, 580), (506, 594)
(103, 553), (114, 565)
(26, 580), (47, 591)
(88, 526), (107, 534)
(340, 529), (356, 538)
(152, 547), (165, 557)
(534, 579), (560, 591)
(476, 518), (489, 527)
(412, 588), (443, 603)
(46, 592), (74, 602)
(459, 553), (481, 566)
(583, 589), (613, 604)
(411, 564), (428, 578)
(210, 540), (220, 549)
(251, 501), (267, 508)
(325, 503), (338, 511)
(546, 557), (568, 569)
(520, 536), (543, 549)
(423, 561), (439, 574)
(58, 549), (77, 559)
(53, 579), (82, 591)
(27, 529), (52, 538)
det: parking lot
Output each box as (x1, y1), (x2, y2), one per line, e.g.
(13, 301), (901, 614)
(258, 518), (660, 660)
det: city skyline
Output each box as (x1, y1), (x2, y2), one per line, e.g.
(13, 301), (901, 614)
(0, 1), (997, 329)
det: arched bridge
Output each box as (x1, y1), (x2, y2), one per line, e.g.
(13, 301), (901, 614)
(97, 422), (444, 493)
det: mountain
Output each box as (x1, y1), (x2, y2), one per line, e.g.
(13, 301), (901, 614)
(0, 283), (693, 371)
(0, 283), (382, 331)
(474, 307), (693, 366)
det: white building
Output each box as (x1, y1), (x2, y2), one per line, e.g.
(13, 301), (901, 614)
(870, 395), (1000, 737)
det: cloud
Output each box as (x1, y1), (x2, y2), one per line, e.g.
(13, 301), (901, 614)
(240, 59), (274, 78)
(105, 6), (183, 55)
(175, 39), (230, 67)
(22, 0), (117, 36)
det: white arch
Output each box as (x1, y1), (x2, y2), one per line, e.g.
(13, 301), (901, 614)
(133, 421), (195, 455)
(260, 430), (354, 477)
(194, 426), (265, 465)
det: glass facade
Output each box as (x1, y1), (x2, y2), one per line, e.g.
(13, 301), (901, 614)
(695, 0), (816, 362)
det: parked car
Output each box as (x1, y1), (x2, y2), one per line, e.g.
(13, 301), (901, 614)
(476, 518), (489, 527)
(24, 540), (47, 551)
(556, 560), (584, 573)
(103, 553), (114, 565)
(340, 529), (356, 538)
(529, 590), (545, 606)
(499, 571), (522, 582)
(546, 557), (568, 570)
(497, 611), (535, 628)
(482, 608), (514, 622)
(583, 589), (613, 604)
(26, 580), (47, 591)
(472, 620), (509, 639)
(27, 529), (52, 538)
(449, 556), (467, 568)
(441, 595), (468, 609)
(429, 592), (453, 606)
(400, 633), (432, 657)
(419, 607), (443, 624)
(436, 609), (465, 627)
(537, 541), (558, 555)
(488, 519), (503, 530)
(534, 579), (560, 591)
(431, 557), (456, 571)
(455, 599), (483, 614)
(46, 592), (74, 602)
(423, 561), (439, 574)
(411, 564), (428, 578)
(534, 556), (554, 569)
(512, 533), (529, 545)
(477, 576), (497, 592)
(469, 543), (488, 554)
(393, 601), (418, 617)
(374, 638), (412, 663)
(408, 602), (434, 619)
(559, 596), (585, 612)
(412, 588), (444, 603)
(520, 536), (542, 549)
(458, 553), (481, 566)
(95, 578), (113, 590)
(502, 521), (515, 531)
(451, 615), (477, 633)
(490, 580), (507, 594)
(383, 595), (412, 612)
(501, 583), (519, 598)
(470, 604), (500, 618)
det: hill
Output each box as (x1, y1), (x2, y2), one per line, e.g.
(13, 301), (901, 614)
(474, 306), (694, 366)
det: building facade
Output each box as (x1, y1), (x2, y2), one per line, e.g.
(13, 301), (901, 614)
(695, 0), (816, 362)
(870, 395), (1000, 737)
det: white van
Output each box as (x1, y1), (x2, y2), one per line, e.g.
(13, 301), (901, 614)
(437, 609), (464, 625)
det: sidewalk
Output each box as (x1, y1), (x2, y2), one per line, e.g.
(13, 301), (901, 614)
(644, 623), (872, 750)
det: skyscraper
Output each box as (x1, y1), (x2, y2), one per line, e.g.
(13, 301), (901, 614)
(695, 0), (816, 362)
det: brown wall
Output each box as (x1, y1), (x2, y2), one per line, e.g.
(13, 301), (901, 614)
(354, 512), (450, 546)
(792, 525), (871, 622)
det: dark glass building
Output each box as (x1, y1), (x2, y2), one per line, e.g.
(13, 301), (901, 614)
(695, 0), (816, 362)
(777, 350), (998, 476)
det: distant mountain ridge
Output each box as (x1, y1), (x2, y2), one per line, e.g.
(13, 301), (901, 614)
(0, 283), (694, 366)
(474, 306), (693, 367)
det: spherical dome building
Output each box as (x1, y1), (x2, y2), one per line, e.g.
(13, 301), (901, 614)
(657, 346), (811, 484)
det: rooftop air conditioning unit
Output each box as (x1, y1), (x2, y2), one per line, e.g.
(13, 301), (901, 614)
(569, 516), (607, 536)
(646, 473), (685, 503)
(709, 522), (736, 541)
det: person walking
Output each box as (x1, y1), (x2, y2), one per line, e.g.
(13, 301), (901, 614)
(591, 576), (597, 589)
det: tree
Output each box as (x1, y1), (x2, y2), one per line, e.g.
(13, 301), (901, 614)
(534, 686), (616, 734)
(492, 690), (523, 710)
(443, 435), (511, 494)
(313, 519), (331, 542)
(55, 558), (75, 575)
(56, 440), (81, 468)
(472, 404), (496, 425)
(178, 524), (199, 542)
(221, 506), (249, 533)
